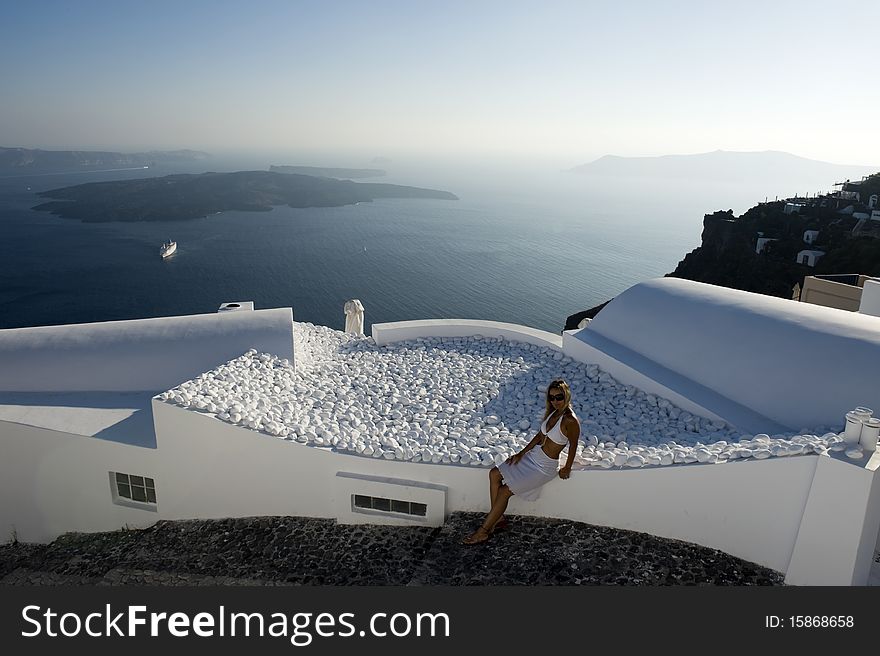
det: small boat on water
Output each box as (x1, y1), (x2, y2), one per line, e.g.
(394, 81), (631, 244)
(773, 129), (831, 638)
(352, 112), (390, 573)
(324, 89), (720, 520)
(160, 240), (177, 258)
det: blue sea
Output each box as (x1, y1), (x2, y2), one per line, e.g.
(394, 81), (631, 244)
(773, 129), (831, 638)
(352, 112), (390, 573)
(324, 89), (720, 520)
(0, 159), (806, 333)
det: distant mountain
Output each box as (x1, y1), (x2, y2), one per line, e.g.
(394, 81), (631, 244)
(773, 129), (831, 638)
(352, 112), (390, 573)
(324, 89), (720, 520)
(0, 147), (211, 174)
(569, 150), (876, 183)
(32, 170), (457, 222)
(269, 165), (385, 179)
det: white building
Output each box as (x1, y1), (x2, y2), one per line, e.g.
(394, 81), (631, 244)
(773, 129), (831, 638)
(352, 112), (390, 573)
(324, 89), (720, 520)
(803, 230), (819, 245)
(756, 237), (778, 254)
(784, 202), (805, 215)
(2, 279), (879, 586)
(835, 179), (863, 202)
(797, 249), (825, 267)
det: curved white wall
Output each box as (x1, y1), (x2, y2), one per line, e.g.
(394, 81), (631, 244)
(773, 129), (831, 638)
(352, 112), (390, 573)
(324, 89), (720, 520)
(147, 402), (877, 585)
(3, 375), (876, 583)
(0, 309), (295, 393)
(371, 319), (562, 350)
(584, 278), (880, 430)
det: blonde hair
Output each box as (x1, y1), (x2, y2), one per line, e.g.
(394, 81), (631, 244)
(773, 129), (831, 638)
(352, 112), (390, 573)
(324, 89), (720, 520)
(543, 379), (572, 419)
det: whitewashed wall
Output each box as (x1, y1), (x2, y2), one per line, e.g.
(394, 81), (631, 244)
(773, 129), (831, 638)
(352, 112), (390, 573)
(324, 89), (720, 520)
(372, 319), (562, 350)
(580, 278), (880, 430)
(786, 452), (880, 585)
(860, 279), (880, 318)
(0, 308), (295, 392)
(0, 420), (161, 543)
(151, 401), (878, 584)
(3, 388), (876, 584)
(152, 400), (492, 524)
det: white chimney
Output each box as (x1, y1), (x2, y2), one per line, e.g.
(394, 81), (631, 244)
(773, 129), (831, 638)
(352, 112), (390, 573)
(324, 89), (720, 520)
(218, 301), (255, 313)
(858, 280), (880, 318)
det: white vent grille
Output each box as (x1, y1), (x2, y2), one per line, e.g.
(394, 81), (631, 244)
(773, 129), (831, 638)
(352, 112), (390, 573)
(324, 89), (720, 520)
(353, 494), (427, 517)
(335, 472), (446, 526)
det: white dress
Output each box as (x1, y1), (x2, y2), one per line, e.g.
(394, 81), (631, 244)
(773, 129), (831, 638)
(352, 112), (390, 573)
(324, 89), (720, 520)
(496, 410), (574, 502)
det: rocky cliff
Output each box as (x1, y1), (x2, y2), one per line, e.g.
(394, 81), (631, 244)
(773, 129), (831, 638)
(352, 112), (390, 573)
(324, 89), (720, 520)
(564, 172), (880, 330)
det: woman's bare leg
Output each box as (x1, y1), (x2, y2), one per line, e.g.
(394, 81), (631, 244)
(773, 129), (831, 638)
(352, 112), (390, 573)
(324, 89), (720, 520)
(488, 467), (510, 530)
(463, 485), (513, 544)
(483, 485), (513, 533)
(489, 467), (502, 508)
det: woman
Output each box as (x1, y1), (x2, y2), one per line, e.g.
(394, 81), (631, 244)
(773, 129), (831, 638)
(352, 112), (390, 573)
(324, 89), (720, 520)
(462, 379), (581, 545)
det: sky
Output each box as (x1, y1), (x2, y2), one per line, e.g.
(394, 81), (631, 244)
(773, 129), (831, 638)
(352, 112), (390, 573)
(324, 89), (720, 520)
(2, 0), (878, 166)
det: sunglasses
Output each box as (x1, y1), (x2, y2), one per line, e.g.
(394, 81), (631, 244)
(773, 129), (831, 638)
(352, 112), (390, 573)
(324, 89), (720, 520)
(548, 393), (565, 402)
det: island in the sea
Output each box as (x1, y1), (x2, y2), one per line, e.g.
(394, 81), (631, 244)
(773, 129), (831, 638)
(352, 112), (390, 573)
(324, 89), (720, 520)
(1, 146), (210, 174)
(569, 149), (875, 182)
(269, 165), (385, 179)
(32, 170), (458, 222)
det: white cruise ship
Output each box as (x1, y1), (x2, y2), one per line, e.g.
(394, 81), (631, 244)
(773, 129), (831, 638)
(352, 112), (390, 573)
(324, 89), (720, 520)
(160, 240), (177, 258)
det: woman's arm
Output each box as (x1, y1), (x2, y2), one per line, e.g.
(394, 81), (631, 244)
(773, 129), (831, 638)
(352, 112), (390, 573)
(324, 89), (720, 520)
(558, 416), (581, 479)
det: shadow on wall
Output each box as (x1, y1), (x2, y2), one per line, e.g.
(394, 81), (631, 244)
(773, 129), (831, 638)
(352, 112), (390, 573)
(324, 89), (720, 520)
(0, 391), (158, 448)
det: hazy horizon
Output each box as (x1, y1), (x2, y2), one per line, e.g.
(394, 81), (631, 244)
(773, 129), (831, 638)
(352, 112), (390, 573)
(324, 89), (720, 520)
(3, 0), (879, 166)
(7, 145), (875, 223)
(3, 144), (880, 170)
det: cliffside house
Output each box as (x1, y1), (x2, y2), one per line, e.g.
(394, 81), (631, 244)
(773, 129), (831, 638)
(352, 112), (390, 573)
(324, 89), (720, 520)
(756, 236), (778, 254)
(803, 230), (820, 245)
(784, 202), (805, 215)
(834, 179), (864, 202)
(799, 274), (880, 312)
(797, 249), (825, 267)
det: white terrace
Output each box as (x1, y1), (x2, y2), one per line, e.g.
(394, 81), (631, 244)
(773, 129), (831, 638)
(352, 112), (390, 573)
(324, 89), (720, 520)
(1, 278), (879, 585)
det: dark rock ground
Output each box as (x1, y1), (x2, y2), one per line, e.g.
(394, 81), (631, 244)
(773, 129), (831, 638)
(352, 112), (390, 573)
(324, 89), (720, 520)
(0, 513), (784, 586)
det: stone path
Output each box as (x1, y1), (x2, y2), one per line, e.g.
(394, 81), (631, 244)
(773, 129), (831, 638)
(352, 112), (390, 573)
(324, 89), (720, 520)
(0, 514), (783, 586)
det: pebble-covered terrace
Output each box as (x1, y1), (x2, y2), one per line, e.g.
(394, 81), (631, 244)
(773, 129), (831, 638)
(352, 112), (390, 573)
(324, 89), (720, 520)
(156, 322), (870, 468)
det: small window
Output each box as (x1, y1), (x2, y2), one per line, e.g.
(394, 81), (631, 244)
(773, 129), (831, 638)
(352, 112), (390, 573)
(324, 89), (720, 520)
(351, 494), (427, 517)
(112, 472), (157, 507)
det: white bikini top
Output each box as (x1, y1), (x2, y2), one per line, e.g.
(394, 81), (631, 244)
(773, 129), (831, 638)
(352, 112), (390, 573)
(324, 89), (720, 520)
(540, 410), (575, 446)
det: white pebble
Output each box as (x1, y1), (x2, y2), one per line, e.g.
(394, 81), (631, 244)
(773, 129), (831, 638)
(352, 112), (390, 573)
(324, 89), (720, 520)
(166, 323), (832, 471)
